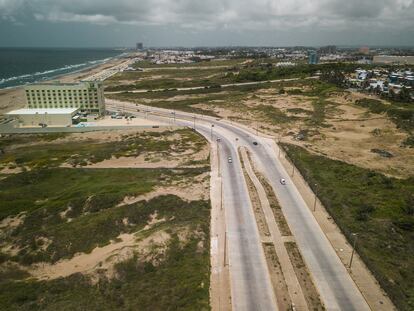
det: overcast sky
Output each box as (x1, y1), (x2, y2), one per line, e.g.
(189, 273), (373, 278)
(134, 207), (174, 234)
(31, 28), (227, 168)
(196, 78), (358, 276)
(1, 0), (413, 47)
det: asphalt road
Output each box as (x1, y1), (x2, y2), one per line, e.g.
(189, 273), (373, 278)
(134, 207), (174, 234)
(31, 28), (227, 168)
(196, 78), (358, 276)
(107, 99), (278, 310)
(106, 99), (370, 311)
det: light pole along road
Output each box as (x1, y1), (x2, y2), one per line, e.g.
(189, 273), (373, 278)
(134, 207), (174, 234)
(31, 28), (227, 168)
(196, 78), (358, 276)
(106, 99), (370, 311)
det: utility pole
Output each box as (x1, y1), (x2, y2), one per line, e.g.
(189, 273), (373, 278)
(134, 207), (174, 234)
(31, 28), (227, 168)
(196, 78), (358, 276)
(224, 231), (227, 267)
(211, 124), (214, 140)
(220, 181), (223, 210)
(217, 141), (221, 178)
(349, 233), (358, 269)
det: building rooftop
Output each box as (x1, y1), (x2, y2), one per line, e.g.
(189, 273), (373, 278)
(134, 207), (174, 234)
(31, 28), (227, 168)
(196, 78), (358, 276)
(24, 81), (101, 87)
(6, 108), (79, 115)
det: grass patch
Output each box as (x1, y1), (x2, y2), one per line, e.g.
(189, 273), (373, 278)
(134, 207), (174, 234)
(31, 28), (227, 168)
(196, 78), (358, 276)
(355, 98), (414, 134)
(281, 143), (414, 311)
(0, 167), (209, 262)
(108, 67), (226, 81)
(253, 104), (296, 125)
(107, 84), (265, 117)
(0, 129), (205, 169)
(0, 133), (68, 150)
(0, 195), (210, 310)
(0, 126), (211, 310)
(132, 58), (245, 68)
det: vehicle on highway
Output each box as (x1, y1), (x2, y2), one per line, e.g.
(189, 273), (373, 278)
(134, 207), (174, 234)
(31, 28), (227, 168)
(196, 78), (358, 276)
(280, 178), (286, 185)
(228, 156), (232, 163)
(217, 138), (221, 142)
(253, 141), (258, 145)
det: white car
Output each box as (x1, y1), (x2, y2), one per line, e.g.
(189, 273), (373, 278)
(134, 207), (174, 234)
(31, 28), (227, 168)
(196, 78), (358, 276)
(228, 156), (232, 163)
(280, 178), (286, 185)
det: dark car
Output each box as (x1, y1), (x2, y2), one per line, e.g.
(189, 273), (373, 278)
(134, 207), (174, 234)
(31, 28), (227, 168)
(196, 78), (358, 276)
(253, 141), (258, 146)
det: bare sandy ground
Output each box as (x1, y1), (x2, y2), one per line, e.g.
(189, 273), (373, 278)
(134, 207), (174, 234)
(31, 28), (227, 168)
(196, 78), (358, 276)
(117, 173), (210, 205)
(0, 88), (26, 114)
(84, 144), (209, 169)
(90, 115), (170, 127)
(189, 85), (414, 178)
(31, 230), (171, 281)
(0, 126), (211, 282)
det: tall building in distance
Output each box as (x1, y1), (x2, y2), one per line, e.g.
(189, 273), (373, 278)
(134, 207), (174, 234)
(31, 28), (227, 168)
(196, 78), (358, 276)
(24, 81), (105, 115)
(319, 45), (337, 55)
(359, 46), (370, 55)
(136, 42), (143, 50)
(308, 51), (319, 64)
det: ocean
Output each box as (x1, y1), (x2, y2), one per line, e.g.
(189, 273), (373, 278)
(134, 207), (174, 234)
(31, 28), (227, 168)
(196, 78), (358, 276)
(0, 48), (124, 89)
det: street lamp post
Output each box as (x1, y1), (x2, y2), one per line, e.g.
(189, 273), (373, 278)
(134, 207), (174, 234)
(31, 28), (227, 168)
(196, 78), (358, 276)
(313, 183), (317, 212)
(349, 233), (358, 269)
(193, 115), (196, 130)
(211, 124), (214, 140)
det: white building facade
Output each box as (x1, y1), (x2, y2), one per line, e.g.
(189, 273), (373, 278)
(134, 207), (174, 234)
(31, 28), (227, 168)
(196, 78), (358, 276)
(6, 108), (79, 127)
(25, 81), (105, 115)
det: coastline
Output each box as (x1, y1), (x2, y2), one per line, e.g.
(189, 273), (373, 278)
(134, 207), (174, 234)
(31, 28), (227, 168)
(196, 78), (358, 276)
(0, 54), (128, 114)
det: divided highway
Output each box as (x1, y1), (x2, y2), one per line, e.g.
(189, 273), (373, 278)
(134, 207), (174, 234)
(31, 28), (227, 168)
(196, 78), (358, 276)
(107, 99), (370, 311)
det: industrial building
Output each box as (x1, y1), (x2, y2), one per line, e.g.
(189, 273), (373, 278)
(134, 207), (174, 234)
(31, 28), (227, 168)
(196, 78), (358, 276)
(373, 55), (414, 65)
(6, 108), (80, 127)
(136, 42), (143, 50)
(24, 81), (105, 116)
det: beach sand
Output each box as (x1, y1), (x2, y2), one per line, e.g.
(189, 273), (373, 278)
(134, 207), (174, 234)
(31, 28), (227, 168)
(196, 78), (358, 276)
(0, 56), (127, 114)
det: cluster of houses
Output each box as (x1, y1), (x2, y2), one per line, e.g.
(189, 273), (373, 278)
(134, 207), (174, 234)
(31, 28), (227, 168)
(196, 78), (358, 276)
(146, 50), (215, 65)
(347, 68), (414, 99)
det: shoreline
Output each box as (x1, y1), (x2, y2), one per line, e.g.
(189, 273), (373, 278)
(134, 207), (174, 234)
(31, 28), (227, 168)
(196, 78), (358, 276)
(0, 54), (130, 114)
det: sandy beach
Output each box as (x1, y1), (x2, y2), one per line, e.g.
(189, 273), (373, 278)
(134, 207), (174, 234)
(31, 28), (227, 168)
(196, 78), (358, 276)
(0, 56), (128, 114)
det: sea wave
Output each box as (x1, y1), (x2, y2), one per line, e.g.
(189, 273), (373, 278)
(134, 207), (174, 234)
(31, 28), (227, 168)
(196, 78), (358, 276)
(0, 57), (113, 86)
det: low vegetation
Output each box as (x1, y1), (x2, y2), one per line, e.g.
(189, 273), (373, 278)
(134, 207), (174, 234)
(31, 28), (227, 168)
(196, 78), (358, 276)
(0, 130), (211, 310)
(0, 129), (206, 169)
(233, 63), (366, 83)
(132, 58), (245, 69)
(355, 98), (414, 145)
(107, 83), (273, 117)
(281, 143), (414, 311)
(0, 194), (210, 310)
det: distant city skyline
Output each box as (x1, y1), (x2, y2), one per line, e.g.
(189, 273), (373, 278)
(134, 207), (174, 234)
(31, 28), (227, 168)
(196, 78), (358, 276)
(0, 0), (413, 48)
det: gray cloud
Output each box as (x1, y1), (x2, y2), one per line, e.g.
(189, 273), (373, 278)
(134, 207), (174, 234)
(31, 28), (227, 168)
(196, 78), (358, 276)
(0, 0), (412, 28)
(0, 0), (413, 47)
